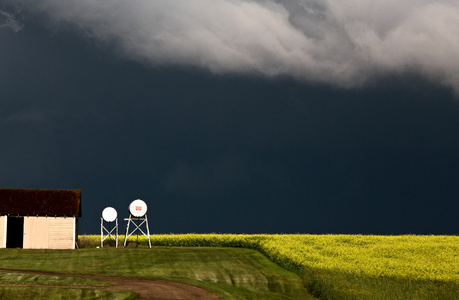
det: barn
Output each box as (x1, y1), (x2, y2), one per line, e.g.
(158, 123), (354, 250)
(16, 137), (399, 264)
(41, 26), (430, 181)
(0, 189), (81, 249)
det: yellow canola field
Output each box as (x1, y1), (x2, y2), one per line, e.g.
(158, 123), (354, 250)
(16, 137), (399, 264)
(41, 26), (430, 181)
(259, 235), (459, 282)
(87, 234), (459, 282)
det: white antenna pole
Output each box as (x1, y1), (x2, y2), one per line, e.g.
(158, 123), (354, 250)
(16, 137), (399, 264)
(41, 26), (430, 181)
(145, 214), (151, 248)
(100, 217), (103, 248)
(116, 218), (119, 248)
(124, 214), (131, 247)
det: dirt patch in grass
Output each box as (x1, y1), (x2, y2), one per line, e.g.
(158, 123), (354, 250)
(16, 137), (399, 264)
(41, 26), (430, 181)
(0, 269), (221, 299)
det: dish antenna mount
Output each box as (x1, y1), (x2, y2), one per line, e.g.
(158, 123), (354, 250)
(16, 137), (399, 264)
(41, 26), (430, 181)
(124, 199), (151, 248)
(101, 207), (119, 247)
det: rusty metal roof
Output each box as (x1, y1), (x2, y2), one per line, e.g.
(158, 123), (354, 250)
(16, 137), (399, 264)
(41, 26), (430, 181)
(0, 189), (81, 217)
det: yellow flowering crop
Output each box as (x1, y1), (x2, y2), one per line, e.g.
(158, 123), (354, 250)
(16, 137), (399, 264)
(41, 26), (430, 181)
(82, 234), (459, 282)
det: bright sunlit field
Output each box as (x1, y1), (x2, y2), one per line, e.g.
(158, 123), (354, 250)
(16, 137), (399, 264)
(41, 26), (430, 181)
(0, 234), (457, 299)
(87, 234), (459, 279)
(82, 233), (459, 299)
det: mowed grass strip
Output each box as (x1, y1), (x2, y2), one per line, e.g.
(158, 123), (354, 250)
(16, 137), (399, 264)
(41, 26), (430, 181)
(0, 271), (134, 300)
(0, 286), (135, 300)
(0, 272), (114, 287)
(0, 247), (314, 299)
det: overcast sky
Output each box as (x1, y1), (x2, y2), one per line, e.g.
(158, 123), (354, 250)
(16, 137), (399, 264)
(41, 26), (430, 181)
(1, 1), (459, 235)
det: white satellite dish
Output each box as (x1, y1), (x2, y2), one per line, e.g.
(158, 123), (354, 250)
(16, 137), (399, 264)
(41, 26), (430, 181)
(124, 199), (151, 248)
(129, 199), (147, 217)
(102, 207), (117, 222)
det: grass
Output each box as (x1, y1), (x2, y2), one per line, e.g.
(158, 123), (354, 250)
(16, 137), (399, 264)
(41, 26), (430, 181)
(0, 272), (114, 286)
(0, 286), (136, 300)
(2, 234), (458, 299)
(0, 268), (134, 299)
(81, 234), (459, 299)
(301, 268), (459, 300)
(0, 247), (314, 299)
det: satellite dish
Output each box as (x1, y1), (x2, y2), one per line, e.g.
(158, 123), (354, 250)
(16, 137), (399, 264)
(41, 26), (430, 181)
(102, 207), (117, 222)
(129, 199), (147, 217)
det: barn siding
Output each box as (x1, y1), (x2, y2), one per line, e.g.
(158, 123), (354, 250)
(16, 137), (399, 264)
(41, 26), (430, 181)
(23, 217), (50, 249)
(23, 217), (75, 249)
(49, 217), (75, 249)
(0, 216), (5, 248)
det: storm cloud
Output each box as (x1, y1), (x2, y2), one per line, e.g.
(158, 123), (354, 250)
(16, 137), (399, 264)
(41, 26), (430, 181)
(1, 1), (459, 235)
(4, 0), (459, 91)
(0, 10), (23, 32)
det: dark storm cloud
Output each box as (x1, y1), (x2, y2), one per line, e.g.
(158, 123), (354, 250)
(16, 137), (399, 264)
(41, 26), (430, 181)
(0, 10), (23, 32)
(4, 0), (459, 92)
(1, 2), (459, 235)
(161, 154), (251, 197)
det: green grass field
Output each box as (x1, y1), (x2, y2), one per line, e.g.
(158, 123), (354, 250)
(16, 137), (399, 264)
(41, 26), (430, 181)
(1, 234), (458, 299)
(0, 246), (313, 299)
(0, 286), (135, 300)
(0, 266), (135, 299)
(88, 234), (459, 299)
(0, 272), (114, 286)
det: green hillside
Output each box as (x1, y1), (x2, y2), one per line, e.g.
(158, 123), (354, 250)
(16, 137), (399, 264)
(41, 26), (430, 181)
(1, 234), (458, 299)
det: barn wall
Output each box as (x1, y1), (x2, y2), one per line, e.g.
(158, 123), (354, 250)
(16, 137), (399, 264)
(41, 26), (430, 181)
(49, 217), (75, 249)
(23, 217), (50, 249)
(0, 216), (5, 248)
(23, 217), (75, 249)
